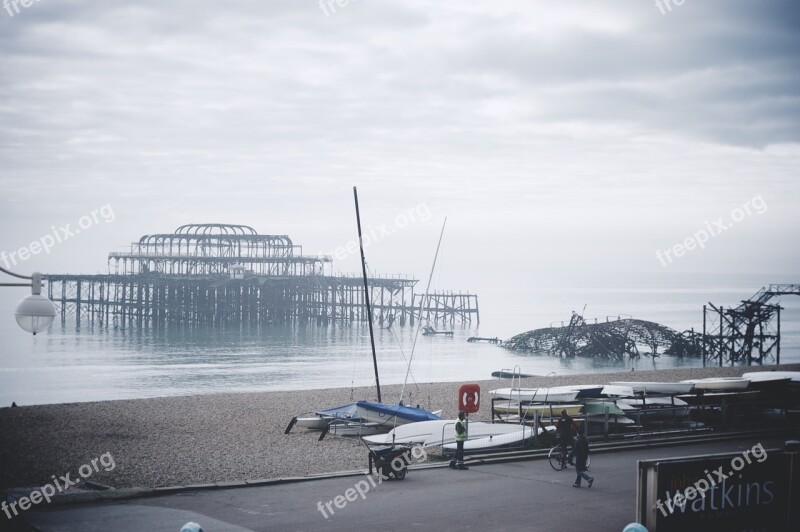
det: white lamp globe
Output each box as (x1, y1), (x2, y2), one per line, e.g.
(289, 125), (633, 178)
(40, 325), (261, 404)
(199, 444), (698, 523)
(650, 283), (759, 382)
(15, 294), (56, 335)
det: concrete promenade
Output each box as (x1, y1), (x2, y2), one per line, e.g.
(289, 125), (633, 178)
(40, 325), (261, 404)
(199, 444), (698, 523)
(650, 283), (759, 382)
(13, 433), (797, 532)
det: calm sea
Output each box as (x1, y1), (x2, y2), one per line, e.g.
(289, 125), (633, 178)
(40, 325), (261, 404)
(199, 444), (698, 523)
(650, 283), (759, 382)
(0, 272), (797, 406)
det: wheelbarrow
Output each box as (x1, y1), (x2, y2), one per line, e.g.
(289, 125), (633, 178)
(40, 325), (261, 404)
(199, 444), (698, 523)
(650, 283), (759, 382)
(367, 444), (411, 480)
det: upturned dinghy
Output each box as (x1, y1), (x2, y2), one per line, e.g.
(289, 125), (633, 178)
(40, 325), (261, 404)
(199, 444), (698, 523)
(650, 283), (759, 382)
(489, 387), (579, 403)
(680, 377), (750, 391)
(609, 381), (694, 394)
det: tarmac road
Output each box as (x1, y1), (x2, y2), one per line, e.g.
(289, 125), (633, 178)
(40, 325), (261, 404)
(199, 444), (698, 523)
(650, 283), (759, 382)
(15, 434), (798, 532)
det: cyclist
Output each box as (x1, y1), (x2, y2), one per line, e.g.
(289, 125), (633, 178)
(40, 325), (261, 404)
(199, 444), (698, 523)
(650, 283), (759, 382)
(556, 409), (578, 465)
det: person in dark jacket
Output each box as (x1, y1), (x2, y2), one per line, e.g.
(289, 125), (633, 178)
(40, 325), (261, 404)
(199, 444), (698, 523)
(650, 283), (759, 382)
(573, 433), (594, 488)
(557, 409), (578, 464)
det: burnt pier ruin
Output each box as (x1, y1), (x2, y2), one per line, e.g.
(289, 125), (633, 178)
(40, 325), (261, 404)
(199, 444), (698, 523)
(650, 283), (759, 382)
(44, 224), (479, 329)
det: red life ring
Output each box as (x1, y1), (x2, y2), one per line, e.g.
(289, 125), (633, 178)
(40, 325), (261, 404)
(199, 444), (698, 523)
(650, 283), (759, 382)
(458, 383), (481, 413)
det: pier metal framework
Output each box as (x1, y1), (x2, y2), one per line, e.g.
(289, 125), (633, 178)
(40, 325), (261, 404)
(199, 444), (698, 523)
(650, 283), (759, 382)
(502, 313), (701, 359)
(45, 224), (479, 329)
(414, 292), (480, 326)
(703, 284), (800, 365)
(109, 223), (321, 277)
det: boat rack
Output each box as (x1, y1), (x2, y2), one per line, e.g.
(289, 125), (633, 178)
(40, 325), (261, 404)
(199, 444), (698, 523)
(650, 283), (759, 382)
(487, 386), (800, 448)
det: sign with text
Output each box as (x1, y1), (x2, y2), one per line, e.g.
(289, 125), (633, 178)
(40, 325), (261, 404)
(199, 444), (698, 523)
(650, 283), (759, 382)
(637, 445), (799, 532)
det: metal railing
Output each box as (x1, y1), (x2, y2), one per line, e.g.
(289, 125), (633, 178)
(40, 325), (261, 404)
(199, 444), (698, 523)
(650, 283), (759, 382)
(435, 419), (534, 456)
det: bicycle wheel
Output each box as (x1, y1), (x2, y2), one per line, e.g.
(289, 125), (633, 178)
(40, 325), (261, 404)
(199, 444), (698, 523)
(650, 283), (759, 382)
(548, 446), (566, 471)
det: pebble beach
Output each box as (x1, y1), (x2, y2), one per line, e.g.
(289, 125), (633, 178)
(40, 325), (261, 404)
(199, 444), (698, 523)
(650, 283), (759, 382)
(1, 364), (798, 491)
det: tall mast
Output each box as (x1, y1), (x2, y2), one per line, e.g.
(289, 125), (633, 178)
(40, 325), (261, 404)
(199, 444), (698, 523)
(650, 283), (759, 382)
(400, 217), (447, 402)
(353, 186), (381, 403)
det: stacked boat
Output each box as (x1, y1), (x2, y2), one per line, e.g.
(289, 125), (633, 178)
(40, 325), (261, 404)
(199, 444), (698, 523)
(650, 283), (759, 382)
(490, 385), (591, 426)
(743, 370), (800, 387)
(609, 381), (695, 394)
(487, 373), (800, 435)
(582, 401), (634, 425)
(605, 381), (694, 423)
(742, 371), (796, 389)
(490, 385), (591, 403)
(680, 377), (750, 391)
(675, 372), (797, 406)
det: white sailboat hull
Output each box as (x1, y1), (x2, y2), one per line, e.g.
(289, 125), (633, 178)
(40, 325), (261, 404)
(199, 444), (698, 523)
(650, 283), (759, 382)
(363, 420), (452, 445)
(442, 426), (555, 451)
(363, 420), (524, 447)
(681, 377), (750, 391)
(609, 381), (695, 394)
(600, 385), (635, 397)
(489, 388), (579, 403)
(742, 371), (800, 384)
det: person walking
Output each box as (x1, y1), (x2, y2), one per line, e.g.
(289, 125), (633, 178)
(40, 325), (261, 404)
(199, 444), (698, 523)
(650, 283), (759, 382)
(449, 411), (468, 470)
(573, 433), (594, 488)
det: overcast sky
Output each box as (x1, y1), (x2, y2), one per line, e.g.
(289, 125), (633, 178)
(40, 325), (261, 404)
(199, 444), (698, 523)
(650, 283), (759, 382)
(1, 0), (798, 293)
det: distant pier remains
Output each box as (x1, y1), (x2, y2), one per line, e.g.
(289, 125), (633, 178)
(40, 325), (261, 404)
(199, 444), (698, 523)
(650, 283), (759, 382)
(45, 224), (479, 329)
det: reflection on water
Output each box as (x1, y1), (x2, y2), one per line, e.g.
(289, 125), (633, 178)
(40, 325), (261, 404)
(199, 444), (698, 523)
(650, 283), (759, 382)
(0, 272), (798, 406)
(0, 323), (695, 406)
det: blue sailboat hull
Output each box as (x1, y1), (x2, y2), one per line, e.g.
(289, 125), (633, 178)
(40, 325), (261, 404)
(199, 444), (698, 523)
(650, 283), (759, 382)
(355, 401), (441, 426)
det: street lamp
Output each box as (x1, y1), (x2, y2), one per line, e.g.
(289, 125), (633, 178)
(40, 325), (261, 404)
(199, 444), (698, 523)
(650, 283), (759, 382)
(0, 266), (56, 335)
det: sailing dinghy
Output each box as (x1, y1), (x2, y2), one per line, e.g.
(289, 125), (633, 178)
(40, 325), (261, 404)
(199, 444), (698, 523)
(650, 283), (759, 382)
(355, 401), (441, 427)
(288, 188), (441, 435)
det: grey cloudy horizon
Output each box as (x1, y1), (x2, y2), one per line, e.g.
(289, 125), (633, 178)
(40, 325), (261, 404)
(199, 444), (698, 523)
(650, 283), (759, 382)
(1, 0), (798, 291)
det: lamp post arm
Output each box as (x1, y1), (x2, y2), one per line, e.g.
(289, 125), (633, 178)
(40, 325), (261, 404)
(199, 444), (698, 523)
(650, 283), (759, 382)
(0, 267), (43, 295)
(0, 265), (32, 281)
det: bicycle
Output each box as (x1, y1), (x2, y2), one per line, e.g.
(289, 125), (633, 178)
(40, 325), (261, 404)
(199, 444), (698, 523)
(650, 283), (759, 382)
(548, 442), (590, 471)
